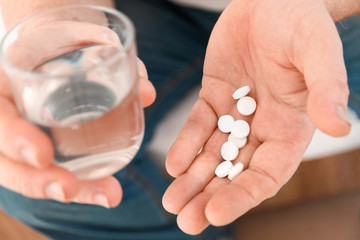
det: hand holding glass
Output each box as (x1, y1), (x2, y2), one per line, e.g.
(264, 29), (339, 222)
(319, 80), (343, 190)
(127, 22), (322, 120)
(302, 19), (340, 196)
(0, 5), (144, 180)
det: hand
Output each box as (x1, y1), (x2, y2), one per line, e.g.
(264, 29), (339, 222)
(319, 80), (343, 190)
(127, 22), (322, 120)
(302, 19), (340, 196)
(163, 0), (350, 234)
(0, 21), (155, 207)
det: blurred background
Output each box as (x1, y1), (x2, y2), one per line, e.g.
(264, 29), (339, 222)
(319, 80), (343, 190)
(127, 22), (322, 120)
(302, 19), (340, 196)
(0, 7), (359, 240)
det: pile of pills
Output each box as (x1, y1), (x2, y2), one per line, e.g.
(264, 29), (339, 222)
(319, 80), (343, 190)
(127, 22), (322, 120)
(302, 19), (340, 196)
(215, 86), (256, 180)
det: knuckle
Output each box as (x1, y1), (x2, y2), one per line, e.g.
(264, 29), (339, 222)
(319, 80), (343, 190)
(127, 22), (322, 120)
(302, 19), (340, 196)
(11, 168), (43, 199)
(12, 170), (33, 198)
(334, 79), (350, 97)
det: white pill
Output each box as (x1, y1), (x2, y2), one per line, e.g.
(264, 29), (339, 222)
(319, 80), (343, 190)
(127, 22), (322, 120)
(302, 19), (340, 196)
(228, 134), (247, 149)
(232, 86), (251, 100)
(237, 96), (257, 116)
(197, 146), (203, 155)
(231, 120), (250, 139)
(215, 160), (233, 178)
(228, 162), (244, 180)
(221, 141), (239, 161)
(218, 115), (235, 133)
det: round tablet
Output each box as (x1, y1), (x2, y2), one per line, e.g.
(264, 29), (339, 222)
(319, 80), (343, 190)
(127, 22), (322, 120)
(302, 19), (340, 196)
(228, 134), (247, 149)
(221, 141), (239, 161)
(237, 96), (257, 116)
(231, 120), (250, 139)
(215, 160), (233, 178)
(197, 146), (203, 155)
(228, 162), (244, 180)
(232, 86), (251, 100)
(217, 115), (235, 133)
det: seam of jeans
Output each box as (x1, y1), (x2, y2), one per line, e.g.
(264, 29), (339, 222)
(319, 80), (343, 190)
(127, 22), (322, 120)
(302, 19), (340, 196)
(158, 57), (204, 99)
(146, 57), (204, 119)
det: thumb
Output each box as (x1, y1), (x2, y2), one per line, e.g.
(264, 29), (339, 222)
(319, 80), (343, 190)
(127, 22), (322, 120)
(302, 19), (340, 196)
(300, 16), (351, 136)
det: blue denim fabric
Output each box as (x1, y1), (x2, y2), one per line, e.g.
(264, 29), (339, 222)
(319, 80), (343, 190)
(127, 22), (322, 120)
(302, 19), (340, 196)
(0, 156), (194, 240)
(337, 14), (360, 118)
(0, 1), (223, 240)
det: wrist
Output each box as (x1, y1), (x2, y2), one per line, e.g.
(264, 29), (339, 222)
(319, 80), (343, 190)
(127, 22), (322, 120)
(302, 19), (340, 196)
(322, 0), (360, 21)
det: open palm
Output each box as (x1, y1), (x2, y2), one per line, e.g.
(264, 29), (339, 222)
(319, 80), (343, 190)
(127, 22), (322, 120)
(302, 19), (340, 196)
(163, 0), (351, 235)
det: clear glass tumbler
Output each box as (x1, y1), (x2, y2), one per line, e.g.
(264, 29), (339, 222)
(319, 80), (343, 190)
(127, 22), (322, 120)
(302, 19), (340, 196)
(0, 5), (144, 180)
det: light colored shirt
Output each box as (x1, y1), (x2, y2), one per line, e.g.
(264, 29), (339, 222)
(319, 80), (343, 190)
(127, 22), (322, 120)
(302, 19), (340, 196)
(169, 0), (232, 12)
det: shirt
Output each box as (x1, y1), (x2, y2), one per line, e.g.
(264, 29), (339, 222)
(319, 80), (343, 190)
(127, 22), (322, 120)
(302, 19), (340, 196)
(169, 0), (231, 12)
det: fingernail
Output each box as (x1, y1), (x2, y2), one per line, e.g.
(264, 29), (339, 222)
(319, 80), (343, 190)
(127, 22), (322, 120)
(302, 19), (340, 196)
(93, 193), (110, 208)
(20, 147), (37, 167)
(335, 105), (351, 126)
(45, 182), (65, 202)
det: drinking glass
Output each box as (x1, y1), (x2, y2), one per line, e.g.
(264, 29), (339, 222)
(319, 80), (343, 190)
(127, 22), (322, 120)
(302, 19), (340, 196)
(0, 5), (144, 180)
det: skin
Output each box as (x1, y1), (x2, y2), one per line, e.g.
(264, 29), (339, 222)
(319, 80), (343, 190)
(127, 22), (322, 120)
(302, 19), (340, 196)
(0, 0), (359, 234)
(0, 0), (155, 208)
(0, 0), (115, 29)
(163, 0), (360, 235)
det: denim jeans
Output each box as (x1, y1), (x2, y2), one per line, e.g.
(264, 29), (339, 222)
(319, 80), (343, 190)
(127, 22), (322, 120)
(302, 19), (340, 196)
(337, 15), (360, 117)
(0, 1), (359, 240)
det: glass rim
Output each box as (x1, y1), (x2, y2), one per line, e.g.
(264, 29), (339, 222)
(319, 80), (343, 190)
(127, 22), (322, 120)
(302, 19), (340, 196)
(0, 4), (135, 79)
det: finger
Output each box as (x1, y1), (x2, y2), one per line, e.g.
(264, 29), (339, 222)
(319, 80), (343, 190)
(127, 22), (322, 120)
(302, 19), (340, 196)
(137, 59), (156, 107)
(0, 68), (12, 98)
(163, 128), (257, 214)
(176, 177), (228, 235)
(0, 97), (54, 168)
(0, 152), (78, 201)
(7, 21), (121, 70)
(177, 192), (211, 235)
(232, 136), (258, 167)
(296, 16), (351, 136)
(73, 176), (122, 208)
(165, 99), (218, 177)
(164, 144), (257, 227)
(163, 129), (225, 214)
(205, 140), (304, 226)
(164, 118), (259, 214)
